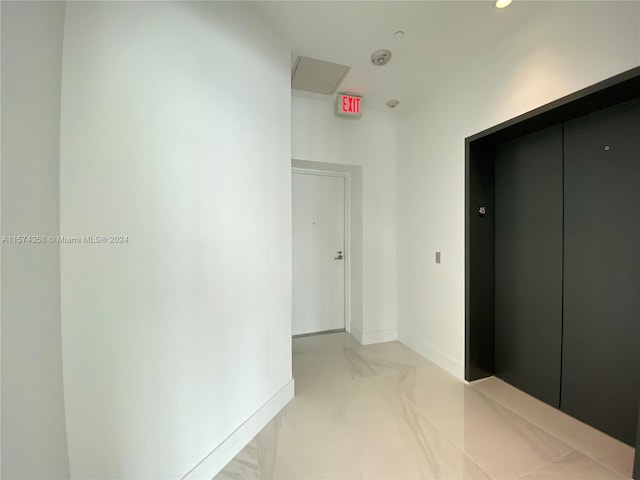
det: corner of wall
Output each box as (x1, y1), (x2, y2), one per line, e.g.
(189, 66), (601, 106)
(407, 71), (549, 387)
(349, 327), (363, 345)
(361, 329), (398, 346)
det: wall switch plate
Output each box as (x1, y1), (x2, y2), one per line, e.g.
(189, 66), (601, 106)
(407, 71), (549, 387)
(435, 251), (441, 264)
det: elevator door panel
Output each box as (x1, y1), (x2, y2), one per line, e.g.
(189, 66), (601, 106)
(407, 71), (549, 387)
(562, 98), (640, 446)
(494, 125), (564, 407)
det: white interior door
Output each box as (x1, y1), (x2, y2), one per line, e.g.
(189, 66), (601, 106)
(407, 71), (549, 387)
(292, 172), (345, 336)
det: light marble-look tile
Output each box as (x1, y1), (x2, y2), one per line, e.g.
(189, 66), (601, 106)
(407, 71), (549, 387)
(348, 382), (493, 479)
(255, 381), (361, 479)
(473, 377), (635, 478)
(292, 332), (361, 355)
(357, 340), (434, 369)
(292, 349), (354, 393)
(214, 439), (260, 480)
(389, 366), (573, 479)
(222, 333), (634, 480)
(293, 338), (433, 394)
(257, 373), (491, 479)
(519, 450), (625, 479)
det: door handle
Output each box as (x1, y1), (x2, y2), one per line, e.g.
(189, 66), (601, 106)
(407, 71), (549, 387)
(334, 251), (343, 260)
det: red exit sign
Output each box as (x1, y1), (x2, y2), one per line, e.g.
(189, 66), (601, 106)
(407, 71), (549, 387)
(337, 93), (362, 117)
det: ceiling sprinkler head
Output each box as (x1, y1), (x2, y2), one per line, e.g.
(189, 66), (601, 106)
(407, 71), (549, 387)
(386, 99), (400, 109)
(371, 49), (392, 66)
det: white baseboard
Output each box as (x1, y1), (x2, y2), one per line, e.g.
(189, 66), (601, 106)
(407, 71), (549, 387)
(183, 379), (295, 480)
(361, 329), (398, 345)
(398, 336), (464, 380)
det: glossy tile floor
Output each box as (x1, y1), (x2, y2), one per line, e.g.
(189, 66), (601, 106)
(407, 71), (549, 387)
(216, 333), (634, 479)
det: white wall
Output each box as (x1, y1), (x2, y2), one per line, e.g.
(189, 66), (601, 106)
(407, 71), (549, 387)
(1, 2), (70, 478)
(59, 2), (292, 478)
(397, 1), (640, 379)
(292, 96), (398, 344)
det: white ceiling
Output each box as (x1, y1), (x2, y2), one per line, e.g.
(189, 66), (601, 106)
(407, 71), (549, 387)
(251, 1), (547, 110)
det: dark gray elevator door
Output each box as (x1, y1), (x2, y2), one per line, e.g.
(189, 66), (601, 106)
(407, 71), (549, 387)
(494, 125), (563, 407)
(562, 98), (640, 446)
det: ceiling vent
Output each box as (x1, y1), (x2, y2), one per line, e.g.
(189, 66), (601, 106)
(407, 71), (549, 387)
(291, 56), (351, 95)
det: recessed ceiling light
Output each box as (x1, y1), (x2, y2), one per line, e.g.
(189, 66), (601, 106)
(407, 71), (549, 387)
(495, 0), (513, 8)
(393, 31), (405, 40)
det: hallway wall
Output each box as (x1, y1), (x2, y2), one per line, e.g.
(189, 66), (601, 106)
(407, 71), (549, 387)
(59, 2), (292, 477)
(1, 2), (70, 478)
(292, 96), (398, 344)
(397, 1), (640, 378)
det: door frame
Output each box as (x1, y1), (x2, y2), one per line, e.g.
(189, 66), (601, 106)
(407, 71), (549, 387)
(292, 167), (352, 333)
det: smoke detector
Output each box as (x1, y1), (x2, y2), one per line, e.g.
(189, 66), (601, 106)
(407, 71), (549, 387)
(371, 49), (392, 66)
(386, 99), (400, 109)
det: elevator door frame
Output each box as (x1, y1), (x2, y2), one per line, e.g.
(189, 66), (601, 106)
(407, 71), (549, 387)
(465, 66), (640, 383)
